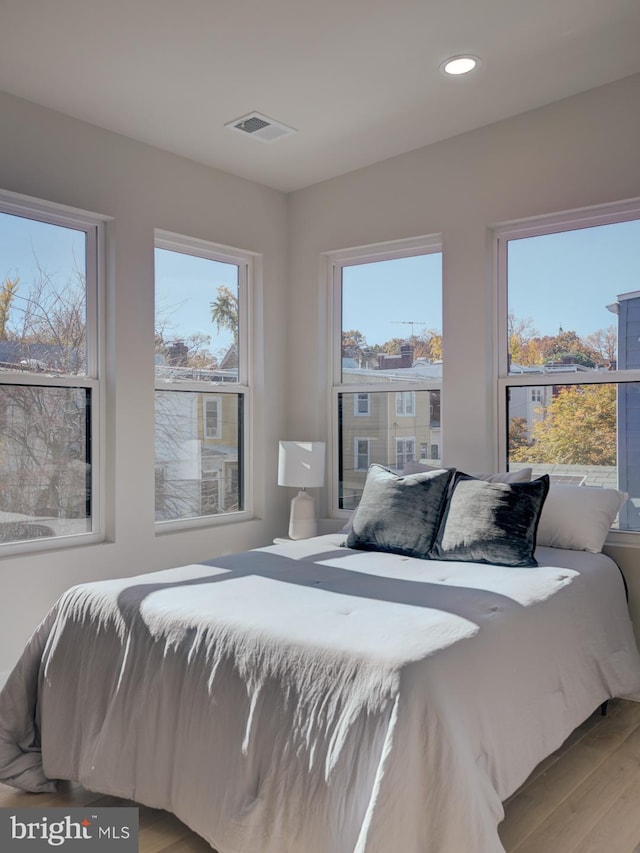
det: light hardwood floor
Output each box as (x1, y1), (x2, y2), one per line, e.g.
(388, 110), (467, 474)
(2, 698), (640, 852)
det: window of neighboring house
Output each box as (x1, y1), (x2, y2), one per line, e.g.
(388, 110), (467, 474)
(354, 438), (370, 471)
(396, 437), (415, 470)
(354, 392), (370, 416)
(330, 236), (442, 512)
(497, 200), (640, 533)
(204, 396), (222, 439)
(395, 390), (415, 416)
(154, 231), (251, 526)
(0, 191), (104, 550)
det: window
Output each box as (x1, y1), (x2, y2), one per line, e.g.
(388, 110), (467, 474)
(204, 396), (222, 439)
(154, 231), (251, 526)
(0, 192), (104, 549)
(396, 437), (415, 470)
(354, 392), (370, 416)
(395, 391), (415, 416)
(354, 438), (370, 471)
(497, 200), (640, 532)
(329, 236), (442, 511)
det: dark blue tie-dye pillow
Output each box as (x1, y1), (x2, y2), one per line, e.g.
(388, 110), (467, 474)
(430, 473), (550, 567)
(345, 464), (455, 559)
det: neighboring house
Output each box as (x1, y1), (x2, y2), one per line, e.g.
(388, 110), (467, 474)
(154, 346), (240, 521)
(340, 347), (442, 507)
(608, 291), (640, 530)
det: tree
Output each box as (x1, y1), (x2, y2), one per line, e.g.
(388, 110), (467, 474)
(0, 264), (89, 519)
(0, 277), (18, 339)
(508, 417), (529, 455)
(210, 285), (238, 344)
(5, 262), (86, 373)
(341, 329), (368, 361)
(375, 330), (442, 361)
(585, 326), (617, 368)
(423, 329), (443, 361)
(508, 314), (542, 366)
(538, 330), (598, 367)
(510, 384), (616, 465)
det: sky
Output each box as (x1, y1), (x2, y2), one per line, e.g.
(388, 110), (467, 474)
(342, 253), (443, 346)
(342, 218), (640, 346)
(3, 211), (639, 351)
(0, 212), (85, 296)
(507, 219), (640, 338)
(154, 248), (237, 357)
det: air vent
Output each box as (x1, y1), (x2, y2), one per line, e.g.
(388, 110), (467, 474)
(225, 112), (297, 143)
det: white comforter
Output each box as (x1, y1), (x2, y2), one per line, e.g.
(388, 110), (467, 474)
(1, 535), (640, 853)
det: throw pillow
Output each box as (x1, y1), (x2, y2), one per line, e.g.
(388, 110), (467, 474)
(536, 485), (627, 553)
(431, 473), (550, 567)
(346, 464), (455, 559)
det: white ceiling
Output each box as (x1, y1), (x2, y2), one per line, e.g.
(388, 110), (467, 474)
(2, 0), (640, 192)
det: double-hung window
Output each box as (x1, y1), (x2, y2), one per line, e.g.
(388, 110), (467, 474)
(396, 391), (415, 416)
(0, 191), (104, 549)
(328, 236), (443, 513)
(497, 199), (640, 532)
(154, 231), (251, 527)
(354, 438), (371, 471)
(354, 392), (370, 416)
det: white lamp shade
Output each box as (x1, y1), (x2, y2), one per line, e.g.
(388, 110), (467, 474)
(278, 441), (325, 488)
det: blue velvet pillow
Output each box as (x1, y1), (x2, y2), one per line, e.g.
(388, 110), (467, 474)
(430, 473), (550, 567)
(346, 464), (455, 559)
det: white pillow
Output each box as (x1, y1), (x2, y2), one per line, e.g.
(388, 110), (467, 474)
(402, 461), (532, 483)
(536, 485), (628, 553)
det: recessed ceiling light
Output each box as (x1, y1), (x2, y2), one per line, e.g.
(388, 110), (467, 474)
(440, 55), (480, 76)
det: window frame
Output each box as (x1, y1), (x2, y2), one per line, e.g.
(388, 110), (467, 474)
(154, 230), (254, 532)
(495, 197), (640, 543)
(0, 189), (107, 554)
(326, 234), (442, 518)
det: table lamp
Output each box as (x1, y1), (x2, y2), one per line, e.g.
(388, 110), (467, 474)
(277, 440), (326, 539)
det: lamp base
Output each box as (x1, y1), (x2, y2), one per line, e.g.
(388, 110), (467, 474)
(288, 489), (318, 540)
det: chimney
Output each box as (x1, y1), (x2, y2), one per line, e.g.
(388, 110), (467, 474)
(400, 344), (414, 367)
(167, 340), (188, 366)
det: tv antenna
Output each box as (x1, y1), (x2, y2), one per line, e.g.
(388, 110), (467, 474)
(391, 321), (426, 336)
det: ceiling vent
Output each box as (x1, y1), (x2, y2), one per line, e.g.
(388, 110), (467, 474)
(225, 112), (297, 143)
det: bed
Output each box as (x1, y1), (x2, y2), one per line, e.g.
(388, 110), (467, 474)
(1, 467), (640, 853)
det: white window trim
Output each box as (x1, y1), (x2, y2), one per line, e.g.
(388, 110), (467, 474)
(0, 189), (108, 555)
(326, 234), (442, 517)
(494, 196), (640, 545)
(153, 230), (256, 532)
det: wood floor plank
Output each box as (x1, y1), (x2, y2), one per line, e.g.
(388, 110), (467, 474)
(499, 699), (640, 850)
(507, 726), (640, 853)
(574, 775), (640, 853)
